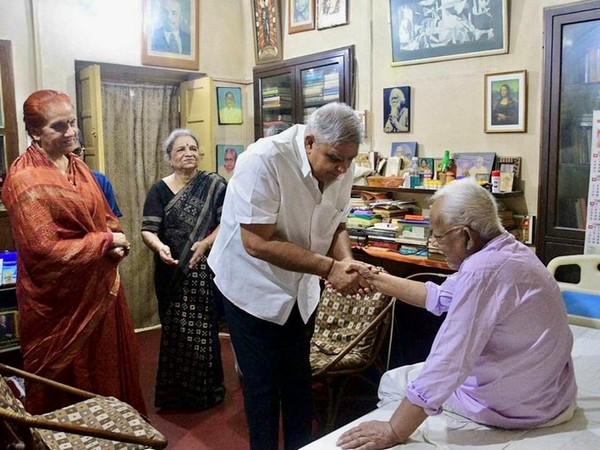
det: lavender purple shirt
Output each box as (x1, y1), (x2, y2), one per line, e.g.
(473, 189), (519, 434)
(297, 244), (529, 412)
(406, 233), (577, 428)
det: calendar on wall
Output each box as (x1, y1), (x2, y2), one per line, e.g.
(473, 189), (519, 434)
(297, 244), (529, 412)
(584, 110), (600, 254)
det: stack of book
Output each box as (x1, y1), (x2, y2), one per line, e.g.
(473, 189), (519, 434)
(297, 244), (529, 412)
(364, 224), (401, 251)
(427, 241), (446, 262)
(371, 199), (415, 219)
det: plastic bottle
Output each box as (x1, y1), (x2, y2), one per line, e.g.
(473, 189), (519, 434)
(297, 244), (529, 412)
(439, 150), (451, 185)
(409, 157), (420, 188)
(491, 170), (501, 193)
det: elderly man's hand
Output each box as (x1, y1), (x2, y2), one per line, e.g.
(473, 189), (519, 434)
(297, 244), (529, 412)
(336, 420), (400, 450)
(326, 259), (374, 295)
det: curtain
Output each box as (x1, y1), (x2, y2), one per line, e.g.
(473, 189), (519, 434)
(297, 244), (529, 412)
(101, 82), (179, 329)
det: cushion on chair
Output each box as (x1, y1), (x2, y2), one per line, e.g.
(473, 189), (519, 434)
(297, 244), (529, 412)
(0, 376), (48, 449)
(37, 396), (162, 449)
(310, 290), (391, 373)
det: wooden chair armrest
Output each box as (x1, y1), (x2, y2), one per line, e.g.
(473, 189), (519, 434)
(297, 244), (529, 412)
(0, 406), (167, 449)
(313, 298), (395, 377)
(0, 363), (96, 400)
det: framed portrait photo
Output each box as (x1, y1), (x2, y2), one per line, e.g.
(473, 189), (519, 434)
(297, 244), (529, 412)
(389, 0), (508, 66)
(383, 86), (411, 133)
(484, 70), (527, 133)
(142, 0), (200, 70)
(216, 144), (245, 181)
(217, 87), (243, 125)
(252, 0), (283, 64)
(289, 0), (315, 34)
(391, 141), (417, 170)
(454, 152), (496, 182)
(317, 0), (348, 30)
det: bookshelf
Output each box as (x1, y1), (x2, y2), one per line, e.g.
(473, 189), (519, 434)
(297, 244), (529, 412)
(537, 1), (600, 264)
(253, 46), (354, 140)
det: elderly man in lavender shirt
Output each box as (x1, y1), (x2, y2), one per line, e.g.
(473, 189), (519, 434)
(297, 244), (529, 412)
(339, 178), (577, 450)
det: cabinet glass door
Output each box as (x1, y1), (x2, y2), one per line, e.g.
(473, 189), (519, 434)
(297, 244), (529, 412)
(300, 63), (341, 123)
(259, 73), (293, 137)
(556, 19), (600, 230)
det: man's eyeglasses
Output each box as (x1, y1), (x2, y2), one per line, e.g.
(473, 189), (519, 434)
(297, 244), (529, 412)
(429, 226), (465, 246)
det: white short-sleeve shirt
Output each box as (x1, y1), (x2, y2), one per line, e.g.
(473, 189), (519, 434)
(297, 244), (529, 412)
(207, 125), (353, 325)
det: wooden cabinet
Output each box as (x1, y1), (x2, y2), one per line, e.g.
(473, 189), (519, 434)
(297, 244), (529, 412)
(537, 1), (600, 264)
(253, 45), (354, 140)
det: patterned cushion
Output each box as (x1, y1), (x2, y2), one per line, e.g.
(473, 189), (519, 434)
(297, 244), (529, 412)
(38, 396), (163, 449)
(310, 289), (391, 373)
(0, 376), (48, 449)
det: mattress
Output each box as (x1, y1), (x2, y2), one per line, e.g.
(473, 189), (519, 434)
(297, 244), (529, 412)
(302, 324), (600, 449)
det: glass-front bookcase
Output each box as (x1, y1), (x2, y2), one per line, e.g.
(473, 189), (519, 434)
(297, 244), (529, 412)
(253, 46), (354, 140)
(537, 1), (600, 264)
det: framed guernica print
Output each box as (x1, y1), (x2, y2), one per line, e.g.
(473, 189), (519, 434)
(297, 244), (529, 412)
(389, 0), (508, 66)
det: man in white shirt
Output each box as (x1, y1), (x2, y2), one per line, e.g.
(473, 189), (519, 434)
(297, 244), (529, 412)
(208, 102), (369, 450)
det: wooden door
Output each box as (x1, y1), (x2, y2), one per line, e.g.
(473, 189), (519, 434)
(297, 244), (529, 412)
(76, 64), (105, 171)
(180, 76), (214, 172)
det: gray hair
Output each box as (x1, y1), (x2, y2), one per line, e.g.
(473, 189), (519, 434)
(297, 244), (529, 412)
(265, 122), (292, 136)
(305, 102), (362, 146)
(163, 128), (199, 162)
(430, 178), (504, 240)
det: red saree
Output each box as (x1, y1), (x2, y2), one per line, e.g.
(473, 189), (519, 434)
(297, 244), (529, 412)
(1, 144), (146, 415)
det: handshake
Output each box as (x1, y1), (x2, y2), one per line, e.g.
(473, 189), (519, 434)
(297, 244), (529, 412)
(323, 259), (382, 297)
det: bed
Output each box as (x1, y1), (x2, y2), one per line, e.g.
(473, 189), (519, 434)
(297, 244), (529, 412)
(302, 323), (600, 449)
(303, 255), (600, 449)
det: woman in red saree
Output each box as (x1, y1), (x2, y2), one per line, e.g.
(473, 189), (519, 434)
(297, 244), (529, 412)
(1, 90), (146, 415)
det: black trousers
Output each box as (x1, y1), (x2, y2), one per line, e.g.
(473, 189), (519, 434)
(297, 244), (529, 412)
(224, 298), (316, 450)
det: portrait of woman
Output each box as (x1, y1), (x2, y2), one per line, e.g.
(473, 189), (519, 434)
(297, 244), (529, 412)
(142, 128), (228, 411)
(491, 83), (518, 125)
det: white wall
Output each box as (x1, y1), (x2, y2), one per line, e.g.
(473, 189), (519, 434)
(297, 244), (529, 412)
(279, 0), (577, 217)
(0, 0), (255, 153)
(0, 0), (582, 218)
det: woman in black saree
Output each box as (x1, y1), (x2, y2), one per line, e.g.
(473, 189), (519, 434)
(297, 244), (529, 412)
(142, 128), (228, 410)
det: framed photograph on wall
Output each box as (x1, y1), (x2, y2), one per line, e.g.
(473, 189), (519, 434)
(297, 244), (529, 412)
(383, 86), (411, 133)
(216, 144), (245, 181)
(217, 87), (243, 125)
(252, 0), (283, 64)
(317, 0), (348, 30)
(142, 0), (200, 70)
(484, 70), (527, 133)
(389, 0), (508, 66)
(0, 309), (19, 352)
(289, 0), (315, 34)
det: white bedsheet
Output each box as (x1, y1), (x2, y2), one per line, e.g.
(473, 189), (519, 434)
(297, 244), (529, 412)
(302, 325), (600, 449)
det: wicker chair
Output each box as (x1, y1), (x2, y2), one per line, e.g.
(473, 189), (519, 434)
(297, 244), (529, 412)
(310, 287), (395, 431)
(0, 363), (167, 450)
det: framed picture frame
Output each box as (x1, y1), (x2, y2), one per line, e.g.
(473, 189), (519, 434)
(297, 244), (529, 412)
(0, 309), (19, 352)
(454, 152), (496, 182)
(317, 0), (348, 30)
(217, 87), (243, 125)
(389, 0), (508, 66)
(141, 0), (200, 71)
(484, 70), (527, 133)
(252, 0), (283, 64)
(216, 144), (245, 181)
(289, 0), (315, 34)
(391, 141), (417, 170)
(384, 86), (411, 133)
